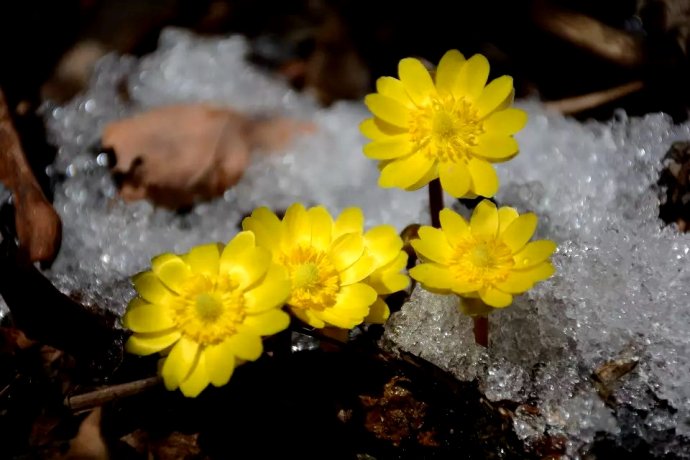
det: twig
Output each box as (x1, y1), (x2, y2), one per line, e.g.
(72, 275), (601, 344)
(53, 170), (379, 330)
(65, 376), (161, 412)
(544, 80), (645, 115)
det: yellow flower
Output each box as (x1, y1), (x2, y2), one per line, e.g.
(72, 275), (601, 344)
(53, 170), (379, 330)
(123, 234), (291, 397)
(360, 50), (527, 198)
(364, 240), (409, 323)
(242, 204), (409, 329)
(409, 200), (556, 308)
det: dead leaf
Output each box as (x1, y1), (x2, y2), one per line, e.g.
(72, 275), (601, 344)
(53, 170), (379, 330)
(0, 87), (62, 263)
(102, 104), (313, 209)
(63, 407), (108, 460)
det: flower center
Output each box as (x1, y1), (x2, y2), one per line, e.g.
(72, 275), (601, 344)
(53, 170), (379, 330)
(281, 246), (340, 312)
(194, 293), (223, 322)
(450, 236), (514, 286)
(409, 96), (484, 163)
(170, 274), (246, 345)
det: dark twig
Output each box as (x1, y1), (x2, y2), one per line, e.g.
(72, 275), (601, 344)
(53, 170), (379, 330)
(65, 376), (161, 412)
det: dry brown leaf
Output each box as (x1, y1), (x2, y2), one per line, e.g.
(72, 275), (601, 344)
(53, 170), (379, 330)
(0, 87), (62, 263)
(102, 104), (313, 209)
(63, 407), (108, 460)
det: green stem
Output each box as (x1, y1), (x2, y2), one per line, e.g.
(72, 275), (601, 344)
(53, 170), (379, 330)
(428, 178), (443, 228)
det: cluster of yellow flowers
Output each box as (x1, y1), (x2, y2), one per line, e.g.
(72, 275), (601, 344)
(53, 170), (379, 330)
(123, 49), (557, 397)
(123, 204), (409, 397)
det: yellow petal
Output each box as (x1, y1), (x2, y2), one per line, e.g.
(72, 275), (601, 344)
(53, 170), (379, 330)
(291, 307), (326, 329)
(371, 272), (409, 294)
(467, 157), (499, 198)
(203, 340), (236, 387)
(479, 286), (512, 308)
(495, 262), (556, 294)
(364, 94), (411, 128)
(439, 208), (470, 245)
(363, 136), (413, 160)
(364, 225), (403, 267)
(123, 297), (174, 333)
(476, 76), (514, 118)
(179, 352), (210, 398)
(494, 271), (535, 294)
(220, 231), (255, 268)
(514, 261), (555, 282)
(454, 54), (489, 100)
(438, 162), (471, 198)
(225, 246), (272, 290)
(379, 152), (435, 190)
(474, 134), (519, 161)
(242, 208), (281, 252)
(241, 309), (290, 336)
(408, 159), (439, 189)
(484, 108), (528, 135)
(282, 202), (310, 249)
(376, 76), (413, 107)
(125, 330), (181, 356)
(470, 199), (499, 237)
(435, 49), (465, 95)
(244, 264), (290, 313)
(360, 118), (383, 140)
(449, 279), (482, 295)
(501, 213), (538, 252)
(132, 271), (172, 304)
(226, 332), (263, 361)
(498, 207), (519, 235)
(365, 298), (390, 324)
(321, 284), (377, 328)
(330, 233), (365, 272)
(186, 243), (221, 277)
(161, 337), (199, 390)
(334, 207), (364, 240)
(514, 240), (557, 268)
(340, 254), (376, 285)
(409, 263), (454, 291)
(308, 206), (333, 252)
(496, 88), (515, 112)
(413, 226), (453, 263)
(359, 118), (405, 140)
(367, 252), (409, 294)
(151, 254), (191, 294)
(398, 58), (436, 106)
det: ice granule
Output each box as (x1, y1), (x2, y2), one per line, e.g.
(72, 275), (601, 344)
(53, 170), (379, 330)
(2, 27), (687, 456)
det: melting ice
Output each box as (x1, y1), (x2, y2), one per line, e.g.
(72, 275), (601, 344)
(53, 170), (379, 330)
(21, 27), (690, 456)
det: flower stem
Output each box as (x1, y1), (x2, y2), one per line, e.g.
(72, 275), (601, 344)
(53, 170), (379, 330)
(428, 178), (443, 228)
(473, 316), (489, 348)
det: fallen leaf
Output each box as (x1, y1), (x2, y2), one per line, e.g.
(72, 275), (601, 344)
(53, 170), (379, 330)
(63, 407), (108, 459)
(102, 104), (313, 209)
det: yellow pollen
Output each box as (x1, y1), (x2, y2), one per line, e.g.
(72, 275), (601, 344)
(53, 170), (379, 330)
(170, 274), (246, 345)
(280, 246), (340, 312)
(450, 236), (514, 286)
(409, 96), (484, 163)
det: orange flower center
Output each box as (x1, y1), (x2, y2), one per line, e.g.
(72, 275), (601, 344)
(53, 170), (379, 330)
(409, 96), (484, 163)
